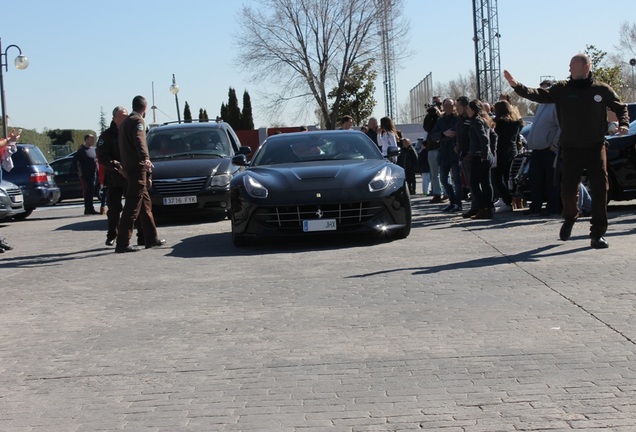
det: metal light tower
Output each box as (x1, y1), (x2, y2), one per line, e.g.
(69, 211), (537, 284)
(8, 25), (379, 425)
(0, 38), (29, 138)
(472, 0), (502, 104)
(377, 0), (398, 122)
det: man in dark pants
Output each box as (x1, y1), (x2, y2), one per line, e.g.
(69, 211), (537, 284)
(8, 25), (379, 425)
(96, 106), (135, 246)
(504, 53), (629, 249)
(526, 80), (561, 216)
(115, 96), (165, 253)
(74, 134), (98, 215)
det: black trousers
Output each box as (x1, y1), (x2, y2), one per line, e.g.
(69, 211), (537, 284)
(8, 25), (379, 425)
(560, 145), (608, 239)
(529, 148), (561, 214)
(80, 173), (96, 212)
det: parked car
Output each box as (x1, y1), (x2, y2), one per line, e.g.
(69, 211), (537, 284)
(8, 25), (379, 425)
(508, 119), (636, 203)
(145, 120), (252, 217)
(50, 152), (100, 202)
(229, 130), (412, 246)
(0, 180), (25, 221)
(1, 144), (60, 219)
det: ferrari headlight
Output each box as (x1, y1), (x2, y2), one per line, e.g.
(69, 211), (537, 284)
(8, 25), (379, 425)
(243, 175), (268, 198)
(369, 165), (395, 192)
(208, 174), (231, 187)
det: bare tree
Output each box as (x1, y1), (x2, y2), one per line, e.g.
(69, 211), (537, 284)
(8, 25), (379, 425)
(236, 0), (407, 129)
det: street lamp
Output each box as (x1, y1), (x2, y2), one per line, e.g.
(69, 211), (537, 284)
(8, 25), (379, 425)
(169, 74), (181, 123)
(629, 58), (636, 102)
(0, 37), (29, 138)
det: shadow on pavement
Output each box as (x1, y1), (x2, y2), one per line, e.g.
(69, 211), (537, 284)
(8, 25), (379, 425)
(346, 243), (591, 278)
(0, 247), (112, 269)
(167, 231), (397, 258)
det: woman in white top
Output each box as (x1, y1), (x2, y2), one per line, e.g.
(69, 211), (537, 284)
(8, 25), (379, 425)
(377, 116), (397, 155)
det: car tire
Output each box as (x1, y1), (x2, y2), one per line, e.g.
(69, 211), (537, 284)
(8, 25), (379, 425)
(232, 231), (251, 247)
(12, 208), (34, 221)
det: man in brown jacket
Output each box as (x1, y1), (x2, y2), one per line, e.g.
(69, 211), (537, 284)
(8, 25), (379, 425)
(115, 95), (165, 253)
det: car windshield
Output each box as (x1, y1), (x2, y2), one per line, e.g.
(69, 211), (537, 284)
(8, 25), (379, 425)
(250, 132), (383, 166)
(147, 128), (231, 159)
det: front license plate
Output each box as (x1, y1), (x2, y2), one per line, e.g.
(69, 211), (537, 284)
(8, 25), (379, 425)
(303, 219), (337, 232)
(12, 195), (23, 203)
(163, 196), (197, 205)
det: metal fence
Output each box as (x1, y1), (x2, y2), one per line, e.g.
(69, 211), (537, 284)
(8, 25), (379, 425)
(409, 72), (433, 124)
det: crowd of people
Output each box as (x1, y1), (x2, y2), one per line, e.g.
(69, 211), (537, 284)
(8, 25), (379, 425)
(349, 53), (629, 250)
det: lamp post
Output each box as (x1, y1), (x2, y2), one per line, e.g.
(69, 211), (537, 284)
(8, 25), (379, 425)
(0, 38), (29, 138)
(629, 58), (636, 102)
(169, 74), (181, 123)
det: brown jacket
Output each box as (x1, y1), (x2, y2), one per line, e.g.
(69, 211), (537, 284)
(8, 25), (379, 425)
(118, 111), (150, 173)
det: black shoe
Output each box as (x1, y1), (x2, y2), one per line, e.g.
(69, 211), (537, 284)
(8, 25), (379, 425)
(0, 239), (13, 250)
(145, 238), (166, 249)
(462, 209), (478, 218)
(84, 209), (99, 215)
(559, 219), (575, 241)
(590, 237), (609, 249)
(105, 238), (115, 246)
(0, 248), (5, 253)
(115, 245), (141, 253)
(442, 204), (454, 212)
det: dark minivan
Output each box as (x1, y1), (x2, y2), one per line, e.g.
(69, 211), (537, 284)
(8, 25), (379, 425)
(1, 144), (61, 219)
(145, 120), (251, 217)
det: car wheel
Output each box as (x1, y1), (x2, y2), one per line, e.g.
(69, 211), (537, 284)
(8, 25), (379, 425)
(12, 208), (34, 221)
(232, 231), (251, 247)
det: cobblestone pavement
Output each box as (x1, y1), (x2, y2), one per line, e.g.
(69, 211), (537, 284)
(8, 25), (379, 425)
(1, 196), (636, 431)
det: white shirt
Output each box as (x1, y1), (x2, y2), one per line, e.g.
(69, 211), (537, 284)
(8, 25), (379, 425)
(377, 131), (397, 155)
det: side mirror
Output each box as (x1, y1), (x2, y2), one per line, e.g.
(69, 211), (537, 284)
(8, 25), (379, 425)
(238, 146), (252, 155)
(386, 146), (401, 158)
(232, 154), (248, 166)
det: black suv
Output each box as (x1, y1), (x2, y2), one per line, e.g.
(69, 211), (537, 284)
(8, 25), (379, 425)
(1, 144), (60, 219)
(145, 120), (251, 217)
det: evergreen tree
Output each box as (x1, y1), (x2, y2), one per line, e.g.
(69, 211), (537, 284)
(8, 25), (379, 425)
(184, 101), (193, 123)
(226, 87), (242, 129)
(203, 110), (209, 122)
(99, 106), (108, 133)
(328, 60), (377, 126)
(241, 90), (255, 130)
(198, 108), (205, 122)
(220, 103), (228, 121)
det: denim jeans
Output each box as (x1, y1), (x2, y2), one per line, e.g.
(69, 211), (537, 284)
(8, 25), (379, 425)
(440, 162), (463, 206)
(427, 149), (442, 196)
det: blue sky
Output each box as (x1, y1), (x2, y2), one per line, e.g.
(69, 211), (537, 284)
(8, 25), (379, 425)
(3, 0), (636, 133)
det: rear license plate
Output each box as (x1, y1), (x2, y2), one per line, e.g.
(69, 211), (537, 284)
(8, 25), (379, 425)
(163, 196), (197, 205)
(303, 219), (337, 232)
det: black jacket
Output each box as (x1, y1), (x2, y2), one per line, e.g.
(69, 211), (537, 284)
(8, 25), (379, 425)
(513, 73), (628, 149)
(96, 121), (126, 187)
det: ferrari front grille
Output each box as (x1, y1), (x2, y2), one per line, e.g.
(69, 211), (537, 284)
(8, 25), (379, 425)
(254, 202), (385, 229)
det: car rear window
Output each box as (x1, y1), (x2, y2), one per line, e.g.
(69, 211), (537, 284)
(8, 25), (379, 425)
(12, 146), (49, 165)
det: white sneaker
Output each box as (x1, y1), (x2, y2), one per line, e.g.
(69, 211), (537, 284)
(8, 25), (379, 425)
(493, 198), (505, 208)
(495, 204), (512, 212)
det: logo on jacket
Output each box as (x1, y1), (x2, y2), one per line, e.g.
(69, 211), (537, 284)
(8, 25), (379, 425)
(594, 95), (602, 102)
